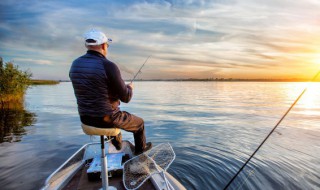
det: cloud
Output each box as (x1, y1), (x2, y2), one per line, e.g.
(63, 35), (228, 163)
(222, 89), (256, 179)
(0, 0), (320, 79)
(13, 58), (52, 65)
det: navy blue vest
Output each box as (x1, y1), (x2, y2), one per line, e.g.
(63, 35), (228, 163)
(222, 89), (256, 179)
(69, 50), (132, 117)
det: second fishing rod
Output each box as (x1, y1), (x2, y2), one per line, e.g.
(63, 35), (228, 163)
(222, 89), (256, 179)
(223, 69), (320, 190)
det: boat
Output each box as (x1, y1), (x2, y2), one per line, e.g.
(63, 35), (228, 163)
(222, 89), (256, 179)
(41, 139), (186, 190)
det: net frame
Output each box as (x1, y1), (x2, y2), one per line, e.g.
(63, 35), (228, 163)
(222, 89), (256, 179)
(123, 143), (176, 190)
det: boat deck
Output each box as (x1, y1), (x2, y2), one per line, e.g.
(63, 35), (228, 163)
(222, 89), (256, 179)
(43, 141), (186, 190)
(62, 161), (155, 190)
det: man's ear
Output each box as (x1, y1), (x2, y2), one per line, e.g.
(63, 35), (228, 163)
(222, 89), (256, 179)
(101, 44), (106, 50)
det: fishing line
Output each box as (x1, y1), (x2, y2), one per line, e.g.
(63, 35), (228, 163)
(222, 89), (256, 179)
(130, 55), (151, 83)
(223, 70), (320, 190)
(236, 170), (255, 190)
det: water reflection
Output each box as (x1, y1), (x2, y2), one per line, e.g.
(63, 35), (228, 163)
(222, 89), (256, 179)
(0, 102), (36, 143)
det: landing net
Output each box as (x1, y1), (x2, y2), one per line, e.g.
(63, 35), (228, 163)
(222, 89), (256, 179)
(123, 143), (175, 190)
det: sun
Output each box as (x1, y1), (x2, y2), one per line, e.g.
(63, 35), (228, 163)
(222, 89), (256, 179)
(298, 83), (320, 111)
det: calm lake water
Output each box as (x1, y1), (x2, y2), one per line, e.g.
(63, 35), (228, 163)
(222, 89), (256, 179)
(0, 82), (319, 190)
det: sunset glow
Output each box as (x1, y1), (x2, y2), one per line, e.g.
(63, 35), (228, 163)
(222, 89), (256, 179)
(313, 55), (320, 65)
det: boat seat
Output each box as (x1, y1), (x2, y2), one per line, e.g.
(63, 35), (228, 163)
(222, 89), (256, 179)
(81, 123), (120, 136)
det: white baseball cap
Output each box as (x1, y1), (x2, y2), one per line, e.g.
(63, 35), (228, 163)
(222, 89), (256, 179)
(84, 29), (112, 46)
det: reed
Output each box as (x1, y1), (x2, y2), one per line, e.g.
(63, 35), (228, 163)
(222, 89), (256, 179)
(0, 57), (31, 108)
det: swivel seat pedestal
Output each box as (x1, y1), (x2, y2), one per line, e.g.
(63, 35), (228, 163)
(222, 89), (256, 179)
(82, 123), (121, 190)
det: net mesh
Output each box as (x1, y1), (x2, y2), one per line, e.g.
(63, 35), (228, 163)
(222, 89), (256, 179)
(123, 143), (175, 190)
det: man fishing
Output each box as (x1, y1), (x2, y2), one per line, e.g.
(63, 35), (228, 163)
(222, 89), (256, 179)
(69, 29), (152, 155)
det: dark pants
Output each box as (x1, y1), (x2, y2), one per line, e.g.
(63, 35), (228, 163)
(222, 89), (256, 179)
(80, 111), (146, 153)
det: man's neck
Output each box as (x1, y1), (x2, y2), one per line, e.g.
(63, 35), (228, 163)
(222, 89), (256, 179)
(87, 50), (105, 58)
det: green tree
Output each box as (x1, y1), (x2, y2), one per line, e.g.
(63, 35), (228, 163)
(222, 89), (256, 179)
(0, 57), (3, 75)
(0, 57), (32, 106)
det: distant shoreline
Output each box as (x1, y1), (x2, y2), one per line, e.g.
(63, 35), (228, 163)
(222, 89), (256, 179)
(31, 80), (60, 85)
(39, 78), (319, 82)
(126, 78), (319, 82)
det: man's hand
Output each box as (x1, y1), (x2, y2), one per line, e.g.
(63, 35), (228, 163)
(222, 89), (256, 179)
(127, 82), (134, 90)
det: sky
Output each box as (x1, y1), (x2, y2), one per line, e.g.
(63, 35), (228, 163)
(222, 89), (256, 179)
(1, 0), (320, 80)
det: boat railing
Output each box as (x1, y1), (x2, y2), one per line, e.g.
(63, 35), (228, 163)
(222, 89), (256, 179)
(42, 142), (100, 190)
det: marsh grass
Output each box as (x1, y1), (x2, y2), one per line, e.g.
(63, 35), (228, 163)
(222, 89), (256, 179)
(31, 79), (59, 85)
(0, 57), (31, 107)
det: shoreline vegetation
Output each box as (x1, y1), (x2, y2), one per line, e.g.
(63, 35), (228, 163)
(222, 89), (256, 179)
(0, 58), (31, 108)
(30, 79), (60, 85)
(0, 57), (36, 142)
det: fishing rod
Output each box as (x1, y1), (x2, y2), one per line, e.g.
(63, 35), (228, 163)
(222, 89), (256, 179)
(130, 55), (151, 83)
(223, 70), (320, 190)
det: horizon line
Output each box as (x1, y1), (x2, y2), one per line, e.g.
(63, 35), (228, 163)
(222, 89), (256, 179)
(33, 78), (320, 82)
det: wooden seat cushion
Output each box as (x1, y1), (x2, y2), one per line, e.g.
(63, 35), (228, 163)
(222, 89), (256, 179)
(81, 123), (120, 136)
